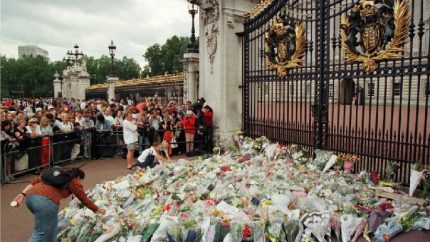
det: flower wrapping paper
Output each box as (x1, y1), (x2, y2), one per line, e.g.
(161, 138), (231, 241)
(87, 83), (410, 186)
(57, 136), (430, 242)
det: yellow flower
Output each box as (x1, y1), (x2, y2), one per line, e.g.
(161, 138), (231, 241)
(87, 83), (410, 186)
(212, 209), (225, 217)
(267, 235), (276, 242)
(261, 200), (272, 208)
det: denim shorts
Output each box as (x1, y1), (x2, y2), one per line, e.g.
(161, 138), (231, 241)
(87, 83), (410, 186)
(126, 143), (138, 150)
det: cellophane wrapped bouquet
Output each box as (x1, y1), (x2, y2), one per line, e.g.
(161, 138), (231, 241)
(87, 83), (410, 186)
(57, 136), (430, 242)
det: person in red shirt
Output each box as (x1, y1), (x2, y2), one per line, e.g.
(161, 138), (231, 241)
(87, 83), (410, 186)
(13, 167), (104, 242)
(203, 105), (214, 153)
(4, 99), (12, 107)
(203, 105), (213, 126)
(182, 110), (196, 152)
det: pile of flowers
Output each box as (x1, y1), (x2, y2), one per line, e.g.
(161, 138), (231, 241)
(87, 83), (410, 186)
(57, 135), (429, 242)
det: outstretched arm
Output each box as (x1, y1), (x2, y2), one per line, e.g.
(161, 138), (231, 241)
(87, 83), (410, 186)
(68, 178), (105, 214)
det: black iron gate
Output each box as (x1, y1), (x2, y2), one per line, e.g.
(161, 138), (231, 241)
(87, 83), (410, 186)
(243, 0), (430, 183)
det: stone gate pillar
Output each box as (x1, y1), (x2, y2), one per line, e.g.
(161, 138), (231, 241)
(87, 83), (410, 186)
(107, 76), (118, 103)
(70, 71), (79, 99)
(78, 60), (91, 100)
(194, 0), (256, 140)
(53, 72), (62, 98)
(182, 53), (200, 103)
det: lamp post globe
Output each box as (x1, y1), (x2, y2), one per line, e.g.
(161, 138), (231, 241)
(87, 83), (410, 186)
(187, 1), (199, 53)
(108, 40), (116, 76)
(108, 40), (116, 57)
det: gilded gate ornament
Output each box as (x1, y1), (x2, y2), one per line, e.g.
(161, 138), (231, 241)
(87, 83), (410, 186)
(340, 0), (411, 72)
(264, 20), (306, 77)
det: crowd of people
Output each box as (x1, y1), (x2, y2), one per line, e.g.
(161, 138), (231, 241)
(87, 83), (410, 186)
(0, 96), (214, 179)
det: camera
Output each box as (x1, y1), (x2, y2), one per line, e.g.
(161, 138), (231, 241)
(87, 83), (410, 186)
(191, 97), (206, 113)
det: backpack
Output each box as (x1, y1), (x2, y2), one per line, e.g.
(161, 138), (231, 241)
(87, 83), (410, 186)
(41, 166), (75, 188)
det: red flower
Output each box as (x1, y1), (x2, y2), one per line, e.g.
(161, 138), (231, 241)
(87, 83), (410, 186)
(221, 221), (230, 228)
(243, 225), (252, 237)
(221, 166), (232, 172)
(379, 202), (394, 210)
(164, 204), (172, 211)
(370, 172), (380, 185)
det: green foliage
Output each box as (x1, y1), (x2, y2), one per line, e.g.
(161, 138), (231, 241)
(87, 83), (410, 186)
(0, 55), (61, 97)
(142, 35), (190, 76)
(1, 54), (142, 96)
(85, 55), (141, 85)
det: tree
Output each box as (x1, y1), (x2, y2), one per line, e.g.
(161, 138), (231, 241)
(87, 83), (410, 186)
(143, 35), (190, 76)
(161, 36), (189, 74)
(143, 44), (164, 76)
(0, 55), (56, 97)
(85, 55), (141, 84)
(1, 54), (142, 97)
(116, 56), (141, 81)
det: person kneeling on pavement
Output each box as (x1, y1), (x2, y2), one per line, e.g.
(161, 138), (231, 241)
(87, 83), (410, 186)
(13, 167), (105, 242)
(136, 140), (172, 168)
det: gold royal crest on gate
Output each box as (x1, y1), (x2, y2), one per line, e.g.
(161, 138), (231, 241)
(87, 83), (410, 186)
(340, 0), (411, 73)
(264, 19), (306, 77)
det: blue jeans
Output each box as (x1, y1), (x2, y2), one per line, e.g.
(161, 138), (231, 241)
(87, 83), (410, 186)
(26, 195), (59, 242)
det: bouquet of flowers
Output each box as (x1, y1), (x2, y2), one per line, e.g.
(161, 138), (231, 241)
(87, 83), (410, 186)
(409, 162), (427, 197)
(55, 135), (430, 242)
(334, 153), (359, 173)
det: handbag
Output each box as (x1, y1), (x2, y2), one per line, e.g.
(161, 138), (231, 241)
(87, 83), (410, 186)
(15, 153), (28, 171)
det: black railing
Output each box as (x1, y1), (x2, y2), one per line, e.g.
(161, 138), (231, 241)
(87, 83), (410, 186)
(1, 126), (214, 184)
(243, 0), (430, 184)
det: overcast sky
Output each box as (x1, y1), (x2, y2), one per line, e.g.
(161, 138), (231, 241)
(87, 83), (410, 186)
(0, 0), (198, 66)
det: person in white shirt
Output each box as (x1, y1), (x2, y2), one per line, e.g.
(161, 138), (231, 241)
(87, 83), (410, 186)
(104, 107), (115, 125)
(26, 118), (41, 138)
(127, 98), (134, 106)
(136, 141), (171, 168)
(80, 100), (87, 110)
(59, 113), (73, 133)
(149, 109), (163, 143)
(113, 110), (124, 127)
(75, 110), (85, 125)
(123, 111), (142, 169)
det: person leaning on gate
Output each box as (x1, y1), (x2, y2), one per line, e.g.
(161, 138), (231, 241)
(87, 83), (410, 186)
(12, 167), (105, 242)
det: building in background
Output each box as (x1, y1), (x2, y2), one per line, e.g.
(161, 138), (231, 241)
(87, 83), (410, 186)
(18, 45), (49, 59)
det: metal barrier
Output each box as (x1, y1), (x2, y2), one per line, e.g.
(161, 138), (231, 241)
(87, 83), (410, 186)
(1, 126), (214, 184)
(1, 131), (87, 184)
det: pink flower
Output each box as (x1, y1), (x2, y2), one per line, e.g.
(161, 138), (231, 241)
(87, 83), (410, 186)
(206, 199), (216, 206)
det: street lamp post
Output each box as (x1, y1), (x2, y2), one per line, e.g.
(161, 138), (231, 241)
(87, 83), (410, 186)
(187, 2), (199, 53)
(64, 44), (84, 66)
(61, 44), (82, 98)
(108, 40), (116, 76)
(107, 40), (118, 103)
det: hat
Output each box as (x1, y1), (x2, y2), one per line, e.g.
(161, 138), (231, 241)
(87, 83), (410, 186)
(35, 107), (42, 112)
(48, 105), (54, 109)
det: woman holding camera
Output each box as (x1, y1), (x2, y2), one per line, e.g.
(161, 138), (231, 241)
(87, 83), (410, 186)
(182, 110), (196, 152)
